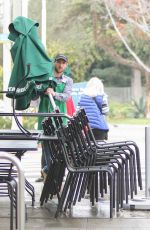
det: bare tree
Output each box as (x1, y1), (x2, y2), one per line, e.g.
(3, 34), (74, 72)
(103, 0), (150, 71)
(102, 0), (150, 116)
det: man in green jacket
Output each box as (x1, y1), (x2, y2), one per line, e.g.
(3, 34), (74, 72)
(36, 54), (73, 182)
(38, 54), (73, 129)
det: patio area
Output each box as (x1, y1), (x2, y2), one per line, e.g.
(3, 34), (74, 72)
(0, 124), (150, 230)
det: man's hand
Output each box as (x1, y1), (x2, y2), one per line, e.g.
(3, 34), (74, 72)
(45, 88), (56, 96)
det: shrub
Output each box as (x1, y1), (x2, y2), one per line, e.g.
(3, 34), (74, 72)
(23, 117), (38, 130)
(109, 101), (135, 119)
(0, 117), (11, 129)
(0, 66), (3, 100)
(131, 97), (146, 118)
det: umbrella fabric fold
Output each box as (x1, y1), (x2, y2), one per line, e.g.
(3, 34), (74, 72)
(6, 16), (54, 110)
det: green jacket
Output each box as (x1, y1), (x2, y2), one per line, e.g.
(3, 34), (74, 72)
(7, 16), (53, 110)
(38, 73), (73, 129)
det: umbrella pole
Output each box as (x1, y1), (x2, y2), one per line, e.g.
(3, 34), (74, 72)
(48, 93), (57, 111)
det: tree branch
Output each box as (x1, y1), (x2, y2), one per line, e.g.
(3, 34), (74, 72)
(96, 36), (144, 71)
(103, 0), (150, 72)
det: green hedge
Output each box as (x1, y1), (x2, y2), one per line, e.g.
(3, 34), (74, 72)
(109, 101), (134, 119)
(109, 100), (146, 119)
(0, 100), (147, 129)
(0, 117), (11, 129)
(0, 117), (37, 130)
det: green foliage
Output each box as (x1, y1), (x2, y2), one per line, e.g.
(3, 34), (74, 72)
(0, 117), (11, 129)
(45, 0), (107, 82)
(109, 101), (134, 119)
(47, 41), (96, 82)
(126, 26), (150, 62)
(108, 117), (150, 125)
(90, 65), (131, 86)
(28, 0), (149, 88)
(0, 116), (37, 130)
(0, 65), (3, 99)
(23, 117), (38, 130)
(0, 45), (3, 65)
(131, 97), (146, 118)
(28, 0), (128, 84)
(109, 99), (147, 120)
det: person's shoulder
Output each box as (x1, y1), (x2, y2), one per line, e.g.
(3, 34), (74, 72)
(62, 74), (72, 79)
(62, 74), (73, 83)
(95, 94), (103, 99)
(96, 94), (108, 99)
(95, 95), (103, 104)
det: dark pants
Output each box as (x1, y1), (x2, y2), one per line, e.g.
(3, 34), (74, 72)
(41, 141), (52, 173)
(92, 129), (108, 141)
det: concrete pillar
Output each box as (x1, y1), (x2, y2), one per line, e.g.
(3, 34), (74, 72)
(3, 0), (11, 110)
(11, 0), (28, 129)
(131, 68), (142, 102)
(12, 0), (28, 19)
(41, 0), (46, 48)
(145, 126), (150, 197)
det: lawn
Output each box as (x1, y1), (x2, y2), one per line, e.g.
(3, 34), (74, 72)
(108, 118), (150, 125)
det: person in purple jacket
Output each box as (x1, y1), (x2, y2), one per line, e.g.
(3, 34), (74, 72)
(79, 77), (109, 140)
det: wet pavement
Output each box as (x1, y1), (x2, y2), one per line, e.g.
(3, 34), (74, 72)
(1, 124), (150, 229)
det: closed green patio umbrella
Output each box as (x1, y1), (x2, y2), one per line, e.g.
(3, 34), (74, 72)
(6, 16), (55, 110)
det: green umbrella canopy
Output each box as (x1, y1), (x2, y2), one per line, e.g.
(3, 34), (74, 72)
(6, 16), (55, 110)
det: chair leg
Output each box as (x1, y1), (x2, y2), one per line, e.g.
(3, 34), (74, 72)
(55, 173), (73, 218)
(109, 172), (113, 218)
(25, 179), (35, 206)
(8, 181), (15, 230)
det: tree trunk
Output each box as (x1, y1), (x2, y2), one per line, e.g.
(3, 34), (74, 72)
(145, 71), (150, 118)
(145, 55), (150, 118)
(131, 68), (142, 102)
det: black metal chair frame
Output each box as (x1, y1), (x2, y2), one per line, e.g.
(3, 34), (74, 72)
(71, 113), (138, 208)
(0, 162), (18, 230)
(39, 108), (143, 218)
(0, 109), (142, 219)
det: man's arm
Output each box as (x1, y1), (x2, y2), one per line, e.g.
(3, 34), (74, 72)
(54, 77), (73, 102)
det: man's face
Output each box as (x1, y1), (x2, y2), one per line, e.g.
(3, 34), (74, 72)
(55, 59), (67, 74)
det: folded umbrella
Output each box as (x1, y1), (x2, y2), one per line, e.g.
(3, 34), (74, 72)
(6, 16), (56, 110)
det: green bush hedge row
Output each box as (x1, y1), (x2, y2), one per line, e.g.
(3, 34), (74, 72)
(0, 101), (146, 129)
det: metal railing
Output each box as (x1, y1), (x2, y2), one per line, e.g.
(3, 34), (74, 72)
(145, 126), (150, 198)
(0, 153), (25, 230)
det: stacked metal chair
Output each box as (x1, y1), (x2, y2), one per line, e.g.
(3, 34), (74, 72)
(40, 116), (66, 204)
(0, 162), (18, 230)
(40, 108), (142, 218)
(55, 121), (114, 218)
(73, 109), (143, 207)
(76, 108), (142, 192)
(70, 110), (142, 211)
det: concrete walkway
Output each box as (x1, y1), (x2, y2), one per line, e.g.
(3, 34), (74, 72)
(1, 124), (150, 229)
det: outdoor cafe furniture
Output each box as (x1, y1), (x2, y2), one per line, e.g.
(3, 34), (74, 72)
(0, 136), (38, 207)
(0, 153), (25, 230)
(0, 108), (143, 218)
(0, 161), (17, 230)
(40, 108), (143, 218)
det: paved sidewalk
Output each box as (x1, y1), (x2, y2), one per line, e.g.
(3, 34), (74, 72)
(1, 124), (150, 229)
